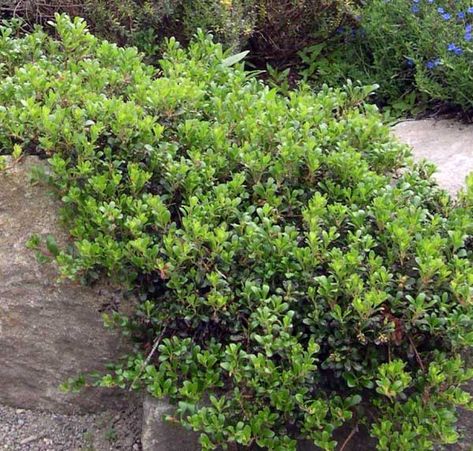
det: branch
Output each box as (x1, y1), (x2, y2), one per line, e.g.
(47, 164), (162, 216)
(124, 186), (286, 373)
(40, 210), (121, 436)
(129, 325), (168, 391)
(339, 425), (359, 451)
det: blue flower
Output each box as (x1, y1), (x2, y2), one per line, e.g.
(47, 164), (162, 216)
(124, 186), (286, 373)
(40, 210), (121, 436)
(466, 24), (472, 33)
(426, 58), (441, 69)
(465, 32), (472, 42)
(468, 7), (473, 13)
(437, 7), (445, 13)
(458, 12), (465, 19)
(447, 43), (463, 55)
(412, 4), (420, 13)
(427, 0), (434, 3)
(442, 13), (451, 20)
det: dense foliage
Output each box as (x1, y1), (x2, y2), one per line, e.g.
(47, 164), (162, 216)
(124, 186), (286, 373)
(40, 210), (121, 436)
(299, 0), (473, 112)
(1, 15), (473, 450)
(3, 0), (472, 112)
(0, 0), (359, 58)
(364, 0), (473, 109)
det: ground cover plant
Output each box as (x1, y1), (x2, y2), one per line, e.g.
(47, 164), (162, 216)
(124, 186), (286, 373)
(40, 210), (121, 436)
(1, 15), (473, 451)
(298, 0), (473, 113)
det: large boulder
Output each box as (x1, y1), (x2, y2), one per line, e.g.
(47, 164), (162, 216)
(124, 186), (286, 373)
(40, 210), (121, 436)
(0, 156), (133, 413)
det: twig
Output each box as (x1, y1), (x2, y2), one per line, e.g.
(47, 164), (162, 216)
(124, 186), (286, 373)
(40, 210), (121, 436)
(1, 155), (25, 172)
(339, 425), (359, 451)
(129, 325), (167, 391)
(407, 334), (425, 372)
(20, 434), (46, 445)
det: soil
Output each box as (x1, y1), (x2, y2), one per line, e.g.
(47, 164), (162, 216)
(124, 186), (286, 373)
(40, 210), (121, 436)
(0, 403), (142, 451)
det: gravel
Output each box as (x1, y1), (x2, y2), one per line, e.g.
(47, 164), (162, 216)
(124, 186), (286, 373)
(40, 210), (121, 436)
(0, 403), (142, 451)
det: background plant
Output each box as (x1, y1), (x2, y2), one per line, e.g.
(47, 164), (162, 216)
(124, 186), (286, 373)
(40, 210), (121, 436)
(299, 0), (473, 112)
(249, 0), (361, 61)
(1, 15), (472, 450)
(0, 0), (360, 59)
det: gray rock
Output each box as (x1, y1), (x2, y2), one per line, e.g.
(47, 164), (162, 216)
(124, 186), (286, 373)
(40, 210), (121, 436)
(142, 396), (199, 451)
(0, 157), (133, 413)
(392, 119), (473, 195)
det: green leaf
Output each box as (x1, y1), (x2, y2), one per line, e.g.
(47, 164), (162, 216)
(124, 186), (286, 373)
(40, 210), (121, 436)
(222, 51), (249, 67)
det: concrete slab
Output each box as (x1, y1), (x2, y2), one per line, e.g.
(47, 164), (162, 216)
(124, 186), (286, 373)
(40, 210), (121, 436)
(392, 119), (473, 195)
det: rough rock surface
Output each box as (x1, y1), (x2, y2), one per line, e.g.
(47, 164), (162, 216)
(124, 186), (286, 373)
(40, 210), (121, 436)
(393, 119), (473, 195)
(141, 396), (200, 451)
(0, 157), (133, 413)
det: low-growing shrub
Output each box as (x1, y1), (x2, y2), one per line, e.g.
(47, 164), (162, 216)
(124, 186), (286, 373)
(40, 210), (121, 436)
(1, 15), (473, 451)
(299, 0), (473, 112)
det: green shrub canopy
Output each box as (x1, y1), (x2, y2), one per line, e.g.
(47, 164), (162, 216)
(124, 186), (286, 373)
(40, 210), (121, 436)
(0, 15), (472, 451)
